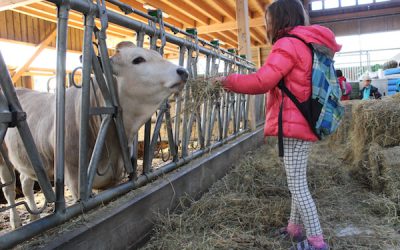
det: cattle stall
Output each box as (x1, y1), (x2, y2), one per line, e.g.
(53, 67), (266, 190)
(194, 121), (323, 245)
(0, 0), (265, 248)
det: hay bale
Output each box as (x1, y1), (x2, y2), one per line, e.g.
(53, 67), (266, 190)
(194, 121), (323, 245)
(368, 145), (400, 197)
(328, 100), (360, 146)
(349, 94), (400, 166)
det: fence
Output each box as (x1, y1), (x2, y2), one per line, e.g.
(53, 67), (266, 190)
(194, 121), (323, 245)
(335, 47), (400, 81)
(0, 0), (262, 248)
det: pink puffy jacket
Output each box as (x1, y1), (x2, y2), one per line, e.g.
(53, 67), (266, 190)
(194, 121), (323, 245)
(223, 25), (341, 142)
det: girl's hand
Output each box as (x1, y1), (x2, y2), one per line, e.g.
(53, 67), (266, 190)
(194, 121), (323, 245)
(213, 76), (226, 84)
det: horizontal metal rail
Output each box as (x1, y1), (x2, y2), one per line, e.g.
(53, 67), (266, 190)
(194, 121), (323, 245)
(47, 0), (254, 70)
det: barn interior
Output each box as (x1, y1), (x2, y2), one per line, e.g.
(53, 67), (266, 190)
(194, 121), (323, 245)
(1, 0), (400, 249)
(2, 0), (398, 90)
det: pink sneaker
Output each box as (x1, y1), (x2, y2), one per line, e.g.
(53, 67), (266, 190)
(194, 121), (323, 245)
(290, 239), (329, 250)
(275, 227), (305, 242)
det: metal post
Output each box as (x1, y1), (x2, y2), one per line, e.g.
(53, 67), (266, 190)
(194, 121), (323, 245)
(86, 115), (112, 197)
(96, 24), (134, 177)
(79, 12), (95, 200)
(174, 46), (185, 150)
(54, 0), (70, 212)
(181, 48), (192, 157)
(130, 31), (145, 171)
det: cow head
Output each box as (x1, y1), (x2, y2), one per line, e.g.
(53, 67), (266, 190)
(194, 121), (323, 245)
(110, 41), (189, 139)
(111, 41), (188, 95)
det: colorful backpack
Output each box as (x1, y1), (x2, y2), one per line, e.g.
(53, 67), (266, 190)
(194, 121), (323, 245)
(277, 34), (345, 157)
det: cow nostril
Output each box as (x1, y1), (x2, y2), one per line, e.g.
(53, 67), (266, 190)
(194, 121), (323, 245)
(176, 68), (189, 81)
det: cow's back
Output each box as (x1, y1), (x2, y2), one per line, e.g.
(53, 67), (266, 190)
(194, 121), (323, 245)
(4, 88), (82, 180)
(4, 89), (57, 179)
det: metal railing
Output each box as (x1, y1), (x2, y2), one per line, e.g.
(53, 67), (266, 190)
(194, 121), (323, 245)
(335, 47), (400, 81)
(0, 0), (261, 248)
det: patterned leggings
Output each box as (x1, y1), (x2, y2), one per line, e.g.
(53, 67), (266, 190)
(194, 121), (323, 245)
(283, 137), (322, 237)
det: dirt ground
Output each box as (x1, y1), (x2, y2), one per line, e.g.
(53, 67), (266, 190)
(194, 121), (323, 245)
(141, 140), (400, 250)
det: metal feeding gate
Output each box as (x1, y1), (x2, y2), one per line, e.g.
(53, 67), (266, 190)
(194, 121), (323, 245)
(0, 0), (265, 248)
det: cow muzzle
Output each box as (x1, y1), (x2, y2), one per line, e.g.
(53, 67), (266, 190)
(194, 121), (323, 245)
(169, 68), (189, 93)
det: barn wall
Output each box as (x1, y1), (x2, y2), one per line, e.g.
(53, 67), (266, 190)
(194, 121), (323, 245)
(0, 10), (83, 51)
(251, 45), (271, 69)
(316, 14), (400, 37)
(16, 75), (33, 88)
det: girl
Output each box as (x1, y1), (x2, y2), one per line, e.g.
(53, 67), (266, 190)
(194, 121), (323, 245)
(220, 0), (341, 249)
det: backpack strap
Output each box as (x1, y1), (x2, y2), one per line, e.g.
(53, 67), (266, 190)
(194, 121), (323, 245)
(277, 79), (312, 157)
(278, 80), (284, 157)
(276, 34), (319, 157)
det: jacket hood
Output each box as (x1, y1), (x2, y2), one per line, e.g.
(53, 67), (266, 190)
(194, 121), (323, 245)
(288, 25), (342, 53)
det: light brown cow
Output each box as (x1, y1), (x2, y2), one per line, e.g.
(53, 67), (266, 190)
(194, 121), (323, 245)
(0, 41), (188, 229)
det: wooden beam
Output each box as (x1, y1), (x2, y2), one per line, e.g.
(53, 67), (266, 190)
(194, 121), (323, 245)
(209, 32), (238, 48)
(12, 26), (56, 83)
(134, 0), (195, 27)
(0, 0), (41, 11)
(186, 0), (223, 23)
(256, 0), (264, 15)
(212, 1), (236, 20)
(236, 0), (256, 131)
(236, 0), (252, 58)
(119, 0), (185, 29)
(197, 17), (264, 34)
(251, 27), (265, 45)
(160, 0), (210, 25)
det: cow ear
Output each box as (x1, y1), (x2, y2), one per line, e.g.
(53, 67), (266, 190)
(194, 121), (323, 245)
(115, 41), (136, 50)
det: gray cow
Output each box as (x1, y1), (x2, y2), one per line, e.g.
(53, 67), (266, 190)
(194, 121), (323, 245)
(0, 41), (188, 229)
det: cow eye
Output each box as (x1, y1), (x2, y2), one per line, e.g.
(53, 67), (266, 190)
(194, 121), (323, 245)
(132, 57), (146, 64)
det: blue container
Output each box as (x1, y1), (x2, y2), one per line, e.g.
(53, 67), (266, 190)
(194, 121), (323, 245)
(384, 68), (400, 76)
(386, 78), (400, 95)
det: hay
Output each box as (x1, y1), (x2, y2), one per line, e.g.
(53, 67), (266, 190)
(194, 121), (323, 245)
(328, 100), (360, 146)
(340, 94), (400, 199)
(142, 140), (400, 250)
(367, 144), (400, 197)
(349, 94), (400, 166)
(186, 77), (224, 114)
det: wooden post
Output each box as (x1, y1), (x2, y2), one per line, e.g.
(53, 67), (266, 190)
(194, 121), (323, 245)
(236, 0), (257, 130)
(12, 27), (57, 83)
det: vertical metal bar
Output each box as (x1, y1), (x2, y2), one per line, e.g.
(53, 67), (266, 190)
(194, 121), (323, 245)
(130, 31), (145, 172)
(143, 35), (158, 172)
(195, 107), (204, 149)
(164, 103), (177, 162)
(136, 31), (145, 47)
(0, 46), (55, 203)
(54, 1), (69, 212)
(142, 121), (152, 173)
(206, 56), (220, 145)
(201, 55), (211, 137)
(201, 55), (211, 145)
(181, 48), (192, 157)
(217, 101), (223, 140)
(222, 63), (230, 139)
(174, 46), (185, 149)
(207, 104), (216, 146)
(147, 108), (166, 167)
(86, 115), (112, 197)
(97, 27), (134, 176)
(79, 13), (95, 200)
(185, 112), (195, 151)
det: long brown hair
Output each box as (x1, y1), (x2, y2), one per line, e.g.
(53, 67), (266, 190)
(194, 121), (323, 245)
(265, 0), (309, 44)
